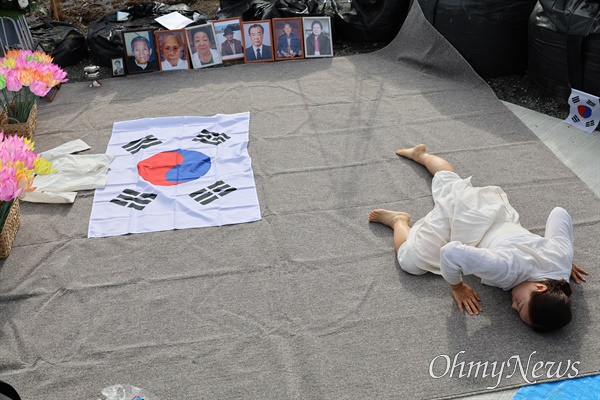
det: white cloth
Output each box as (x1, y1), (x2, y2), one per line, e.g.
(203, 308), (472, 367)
(161, 58), (189, 70)
(191, 49), (221, 69)
(397, 171), (573, 290)
(22, 139), (114, 204)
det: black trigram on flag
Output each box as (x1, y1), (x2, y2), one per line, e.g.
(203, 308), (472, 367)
(586, 120), (595, 127)
(193, 129), (231, 146)
(122, 135), (162, 154)
(572, 115), (581, 123)
(586, 99), (597, 108)
(189, 180), (237, 205)
(571, 96), (580, 103)
(111, 189), (158, 210)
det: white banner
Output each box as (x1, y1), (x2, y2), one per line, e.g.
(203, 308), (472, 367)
(88, 113), (261, 238)
(564, 88), (600, 133)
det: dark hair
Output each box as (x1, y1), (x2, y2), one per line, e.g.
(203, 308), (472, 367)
(312, 20), (323, 29)
(130, 36), (151, 49)
(529, 279), (572, 332)
(248, 24), (264, 35)
(193, 28), (213, 44)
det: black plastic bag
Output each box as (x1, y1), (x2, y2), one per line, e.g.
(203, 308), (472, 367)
(217, 0), (327, 20)
(418, 0), (537, 78)
(528, 1), (600, 97)
(537, 0), (600, 35)
(331, 0), (411, 42)
(0, 380), (21, 400)
(218, 0), (409, 43)
(87, 2), (209, 67)
(29, 21), (88, 68)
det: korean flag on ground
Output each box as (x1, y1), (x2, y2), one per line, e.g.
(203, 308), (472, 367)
(564, 89), (600, 133)
(88, 112), (261, 238)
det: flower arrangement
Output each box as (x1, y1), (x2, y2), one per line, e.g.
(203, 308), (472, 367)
(0, 130), (54, 230)
(0, 49), (68, 124)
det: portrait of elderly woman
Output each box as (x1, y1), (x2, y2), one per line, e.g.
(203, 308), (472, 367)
(121, 30), (160, 74)
(155, 29), (190, 71)
(185, 24), (223, 69)
(302, 17), (333, 58)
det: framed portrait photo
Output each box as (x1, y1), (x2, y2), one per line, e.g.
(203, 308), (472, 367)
(185, 23), (223, 69)
(213, 18), (245, 62)
(241, 20), (274, 63)
(111, 57), (125, 76)
(273, 18), (304, 61)
(121, 29), (160, 74)
(154, 29), (190, 71)
(302, 17), (333, 58)
(44, 83), (61, 102)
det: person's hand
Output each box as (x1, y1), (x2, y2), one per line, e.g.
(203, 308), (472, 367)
(450, 282), (482, 315)
(570, 263), (588, 284)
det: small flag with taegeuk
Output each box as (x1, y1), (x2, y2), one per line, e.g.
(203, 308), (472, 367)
(564, 89), (600, 133)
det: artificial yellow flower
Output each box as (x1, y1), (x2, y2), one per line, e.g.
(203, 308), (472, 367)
(0, 57), (16, 69)
(13, 162), (33, 178)
(34, 157), (55, 175)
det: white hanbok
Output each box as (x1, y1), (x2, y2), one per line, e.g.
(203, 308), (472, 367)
(397, 171), (573, 290)
(161, 58), (189, 70)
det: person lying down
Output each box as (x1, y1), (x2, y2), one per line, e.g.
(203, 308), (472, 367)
(369, 144), (588, 332)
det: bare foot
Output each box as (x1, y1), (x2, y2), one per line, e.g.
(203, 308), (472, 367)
(396, 144), (427, 162)
(368, 209), (410, 229)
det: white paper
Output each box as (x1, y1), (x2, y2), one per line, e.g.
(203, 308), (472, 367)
(116, 11), (130, 21)
(154, 12), (194, 30)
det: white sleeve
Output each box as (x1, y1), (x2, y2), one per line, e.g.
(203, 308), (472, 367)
(545, 207), (574, 262)
(440, 241), (513, 288)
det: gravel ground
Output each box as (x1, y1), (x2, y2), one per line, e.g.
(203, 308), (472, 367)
(26, 0), (568, 120)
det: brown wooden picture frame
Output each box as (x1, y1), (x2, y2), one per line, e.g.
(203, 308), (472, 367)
(241, 20), (274, 64)
(121, 29), (160, 74)
(44, 83), (61, 102)
(154, 29), (190, 71)
(273, 18), (304, 61)
(185, 23), (223, 69)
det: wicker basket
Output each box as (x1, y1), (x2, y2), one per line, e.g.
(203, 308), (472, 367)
(0, 199), (20, 259)
(0, 103), (37, 139)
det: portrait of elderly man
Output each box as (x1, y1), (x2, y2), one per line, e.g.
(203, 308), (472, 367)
(243, 21), (273, 62)
(112, 58), (124, 76)
(275, 19), (303, 59)
(123, 31), (159, 73)
(220, 24), (244, 59)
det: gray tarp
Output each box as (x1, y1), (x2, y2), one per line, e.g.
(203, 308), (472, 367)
(1, 2), (598, 399)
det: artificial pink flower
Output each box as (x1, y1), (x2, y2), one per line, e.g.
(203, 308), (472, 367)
(5, 71), (22, 91)
(0, 167), (23, 202)
(29, 79), (50, 97)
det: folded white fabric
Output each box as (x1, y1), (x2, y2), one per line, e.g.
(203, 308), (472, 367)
(22, 139), (115, 204)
